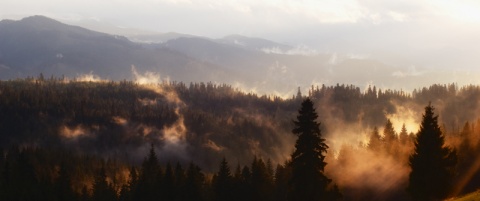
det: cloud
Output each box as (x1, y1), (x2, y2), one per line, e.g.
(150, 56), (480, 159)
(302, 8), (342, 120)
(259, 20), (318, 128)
(76, 72), (106, 82)
(261, 45), (319, 56)
(392, 66), (424, 78)
(131, 65), (162, 84)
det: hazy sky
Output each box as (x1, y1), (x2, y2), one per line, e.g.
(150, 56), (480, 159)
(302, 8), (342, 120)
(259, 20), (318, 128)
(2, 0), (480, 71)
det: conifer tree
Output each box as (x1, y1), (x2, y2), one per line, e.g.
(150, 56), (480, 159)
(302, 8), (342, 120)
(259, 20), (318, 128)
(407, 103), (457, 201)
(273, 164), (290, 201)
(163, 162), (175, 200)
(55, 162), (75, 201)
(184, 163), (204, 201)
(174, 162), (186, 197)
(399, 123), (409, 145)
(383, 119), (397, 143)
(368, 127), (382, 152)
(213, 157), (232, 201)
(135, 144), (161, 201)
(251, 157), (273, 201)
(288, 98), (340, 201)
(92, 165), (117, 201)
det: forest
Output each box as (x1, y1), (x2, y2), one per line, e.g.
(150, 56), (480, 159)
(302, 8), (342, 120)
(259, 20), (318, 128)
(1, 76), (480, 200)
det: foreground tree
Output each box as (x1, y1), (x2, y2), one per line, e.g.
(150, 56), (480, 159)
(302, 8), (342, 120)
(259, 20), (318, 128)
(213, 157), (233, 201)
(288, 98), (341, 201)
(407, 103), (457, 201)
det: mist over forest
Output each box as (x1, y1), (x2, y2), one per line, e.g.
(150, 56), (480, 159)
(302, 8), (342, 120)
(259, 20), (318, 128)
(2, 14), (480, 201)
(1, 75), (480, 200)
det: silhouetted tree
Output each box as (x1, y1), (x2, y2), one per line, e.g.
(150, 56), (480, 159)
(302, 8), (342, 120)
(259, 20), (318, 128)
(92, 165), (117, 201)
(383, 119), (397, 143)
(163, 162), (175, 200)
(251, 157), (273, 201)
(183, 163), (205, 201)
(273, 163), (290, 201)
(288, 98), (341, 201)
(213, 157), (232, 201)
(399, 124), (409, 145)
(368, 127), (382, 152)
(407, 103), (457, 201)
(134, 144), (161, 201)
(174, 162), (186, 197)
(55, 162), (76, 201)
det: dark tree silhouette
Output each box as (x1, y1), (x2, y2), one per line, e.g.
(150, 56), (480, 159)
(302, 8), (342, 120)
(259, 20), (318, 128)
(273, 163), (290, 201)
(135, 144), (162, 201)
(55, 162), (75, 201)
(407, 103), (457, 201)
(288, 98), (341, 201)
(383, 119), (397, 143)
(92, 165), (117, 201)
(251, 157), (273, 201)
(162, 162), (175, 200)
(183, 163), (205, 201)
(213, 157), (233, 201)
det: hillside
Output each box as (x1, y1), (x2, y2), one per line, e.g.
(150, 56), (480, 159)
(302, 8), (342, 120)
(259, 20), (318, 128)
(0, 16), (231, 82)
(3, 16), (478, 94)
(2, 78), (480, 200)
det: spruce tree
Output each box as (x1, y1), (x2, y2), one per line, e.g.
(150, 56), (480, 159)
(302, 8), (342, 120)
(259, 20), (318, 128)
(213, 157), (232, 201)
(135, 144), (161, 201)
(407, 104), (457, 201)
(399, 123), (409, 145)
(92, 165), (117, 201)
(288, 98), (340, 201)
(184, 163), (205, 201)
(383, 119), (397, 143)
(368, 127), (382, 152)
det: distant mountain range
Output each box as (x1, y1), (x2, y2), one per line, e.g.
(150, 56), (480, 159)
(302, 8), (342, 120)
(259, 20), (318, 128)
(1, 15), (477, 94)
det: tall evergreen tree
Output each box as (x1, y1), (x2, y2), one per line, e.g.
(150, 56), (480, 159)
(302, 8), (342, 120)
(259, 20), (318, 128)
(251, 157), (273, 201)
(174, 162), (186, 197)
(135, 144), (161, 201)
(183, 163), (205, 201)
(163, 162), (175, 201)
(55, 162), (75, 201)
(273, 163), (290, 201)
(383, 119), (397, 143)
(213, 157), (232, 201)
(288, 98), (340, 201)
(92, 165), (117, 201)
(399, 123), (409, 145)
(407, 104), (457, 201)
(368, 127), (382, 152)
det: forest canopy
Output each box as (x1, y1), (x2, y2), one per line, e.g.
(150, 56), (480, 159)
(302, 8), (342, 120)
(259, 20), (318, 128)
(1, 77), (480, 200)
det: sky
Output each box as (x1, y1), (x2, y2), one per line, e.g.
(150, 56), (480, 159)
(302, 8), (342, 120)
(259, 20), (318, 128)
(2, 0), (480, 71)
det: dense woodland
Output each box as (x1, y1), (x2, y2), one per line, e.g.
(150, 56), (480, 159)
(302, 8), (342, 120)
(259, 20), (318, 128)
(1, 77), (480, 200)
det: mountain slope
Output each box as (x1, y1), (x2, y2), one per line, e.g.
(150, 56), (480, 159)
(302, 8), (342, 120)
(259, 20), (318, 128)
(1, 15), (475, 94)
(0, 16), (231, 82)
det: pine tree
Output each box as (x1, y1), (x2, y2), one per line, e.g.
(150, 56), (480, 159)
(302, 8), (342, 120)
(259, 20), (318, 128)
(399, 123), (409, 145)
(135, 144), (161, 201)
(407, 103), (457, 201)
(174, 162), (186, 197)
(273, 163), (290, 201)
(213, 157), (232, 201)
(163, 162), (175, 200)
(383, 119), (397, 143)
(55, 162), (75, 201)
(288, 98), (340, 201)
(251, 157), (273, 201)
(368, 127), (382, 152)
(92, 165), (117, 201)
(183, 163), (205, 201)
